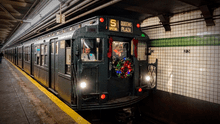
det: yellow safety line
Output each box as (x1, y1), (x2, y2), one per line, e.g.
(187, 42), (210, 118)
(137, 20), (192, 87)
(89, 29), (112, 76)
(6, 59), (90, 124)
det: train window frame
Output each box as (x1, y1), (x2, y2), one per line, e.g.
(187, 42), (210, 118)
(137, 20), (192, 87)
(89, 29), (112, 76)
(80, 38), (104, 62)
(137, 41), (147, 61)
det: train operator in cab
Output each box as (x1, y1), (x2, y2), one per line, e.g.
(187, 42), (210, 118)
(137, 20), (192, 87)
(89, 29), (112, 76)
(81, 47), (96, 61)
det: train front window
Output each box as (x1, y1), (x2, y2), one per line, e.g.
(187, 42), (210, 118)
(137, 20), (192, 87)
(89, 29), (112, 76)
(81, 38), (103, 62)
(112, 41), (129, 60)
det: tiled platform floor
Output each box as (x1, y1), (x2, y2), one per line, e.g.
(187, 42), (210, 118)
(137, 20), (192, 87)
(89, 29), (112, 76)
(0, 58), (77, 124)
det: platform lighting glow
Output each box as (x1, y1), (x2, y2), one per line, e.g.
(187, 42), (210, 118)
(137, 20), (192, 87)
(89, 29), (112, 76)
(80, 82), (86, 89)
(145, 76), (151, 81)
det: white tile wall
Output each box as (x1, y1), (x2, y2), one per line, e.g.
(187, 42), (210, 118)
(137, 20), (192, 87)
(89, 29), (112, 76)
(149, 46), (220, 104)
(145, 7), (220, 104)
(142, 8), (220, 39)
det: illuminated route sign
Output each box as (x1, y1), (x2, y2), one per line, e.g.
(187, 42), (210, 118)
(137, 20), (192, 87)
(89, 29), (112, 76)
(121, 21), (133, 33)
(109, 19), (119, 31)
(109, 19), (133, 33)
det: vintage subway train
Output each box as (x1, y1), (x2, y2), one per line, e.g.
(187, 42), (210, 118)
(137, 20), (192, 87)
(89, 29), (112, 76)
(3, 16), (157, 110)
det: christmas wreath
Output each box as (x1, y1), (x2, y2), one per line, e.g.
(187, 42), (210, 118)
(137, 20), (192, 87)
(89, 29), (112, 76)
(115, 58), (133, 78)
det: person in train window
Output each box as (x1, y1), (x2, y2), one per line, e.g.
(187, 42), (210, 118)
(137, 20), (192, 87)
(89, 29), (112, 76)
(81, 47), (96, 61)
(113, 44), (125, 59)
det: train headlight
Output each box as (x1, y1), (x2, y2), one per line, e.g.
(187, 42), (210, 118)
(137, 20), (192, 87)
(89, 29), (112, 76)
(80, 82), (86, 89)
(145, 75), (151, 81)
(143, 65), (157, 89)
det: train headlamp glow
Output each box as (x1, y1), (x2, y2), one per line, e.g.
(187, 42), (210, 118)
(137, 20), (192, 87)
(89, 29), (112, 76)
(145, 75), (151, 81)
(80, 82), (86, 89)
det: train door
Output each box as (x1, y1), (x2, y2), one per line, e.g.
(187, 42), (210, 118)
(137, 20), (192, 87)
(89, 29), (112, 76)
(108, 36), (134, 99)
(31, 43), (34, 76)
(14, 48), (17, 65)
(49, 39), (59, 92)
(22, 46), (24, 69)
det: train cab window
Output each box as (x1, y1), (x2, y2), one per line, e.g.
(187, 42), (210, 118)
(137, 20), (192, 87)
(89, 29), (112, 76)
(112, 41), (129, 61)
(137, 41), (147, 61)
(81, 38), (103, 62)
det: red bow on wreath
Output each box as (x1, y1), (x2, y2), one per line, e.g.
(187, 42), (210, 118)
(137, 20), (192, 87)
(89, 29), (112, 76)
(133, 38), (138, 58)
(107, 37), (113, 58)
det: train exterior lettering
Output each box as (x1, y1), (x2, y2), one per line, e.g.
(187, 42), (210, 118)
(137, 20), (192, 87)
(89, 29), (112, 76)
(121, 21), (133, 33)
(109, 19), (119, 31)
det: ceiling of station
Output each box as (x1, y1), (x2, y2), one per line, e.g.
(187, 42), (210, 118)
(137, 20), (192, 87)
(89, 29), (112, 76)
(0, 0), (36, 45)
(98, 0), (220, 20)
(1, 0), (220, 48)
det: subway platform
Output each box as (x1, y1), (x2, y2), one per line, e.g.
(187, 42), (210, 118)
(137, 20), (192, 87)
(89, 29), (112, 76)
(0, 58), (88, 124)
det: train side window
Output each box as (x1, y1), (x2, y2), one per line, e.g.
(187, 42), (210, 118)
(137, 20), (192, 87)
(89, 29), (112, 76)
(51, 42), (54, 53)
(41, 44), (44, 66)
(25, 47), (28, 61)
(28, 47), (30, 61)
(18, 48), (22, 59)
(65, 40), (71, 74)
(56, 41), (58, 54)
(81, 38), (103, 62)
(44, 45), (47, 66)
(137, 41), (147, 61)
(44, 45), (47, 54)
(37, 45), (40, 65)
(35, 46), (37, 63)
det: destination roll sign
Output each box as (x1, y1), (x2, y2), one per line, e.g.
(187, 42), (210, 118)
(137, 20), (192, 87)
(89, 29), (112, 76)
(109, 19), (133, 33)
(121, 21), (133, 33)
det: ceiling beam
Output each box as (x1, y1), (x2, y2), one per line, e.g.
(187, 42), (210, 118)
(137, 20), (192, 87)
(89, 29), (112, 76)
(158, 14), (171, 31)
(0, 0), (32, 8)
(177, 0), (201, 7)
(199, 5), (215, 26)
(0, 20), (14, 25)
(0, 31), (9, 35)
(0, 18), (19, 22)
(0, 11), (22, 17)
(0, 29), (11, 32)
(0, 3), (17, 20)
(0, 24), (13, 28)
(115, 3), (158, 15)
